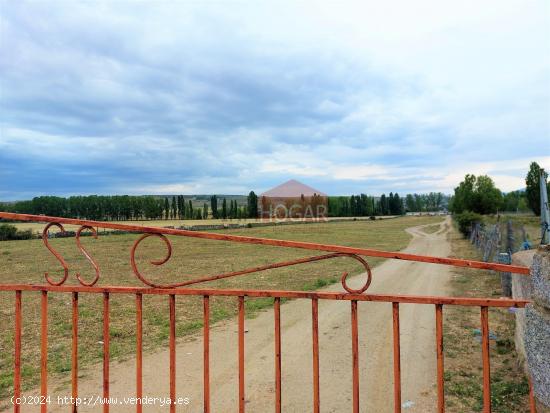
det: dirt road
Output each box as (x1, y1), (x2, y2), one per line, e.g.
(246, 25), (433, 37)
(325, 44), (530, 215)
(14, 218), (452, 413)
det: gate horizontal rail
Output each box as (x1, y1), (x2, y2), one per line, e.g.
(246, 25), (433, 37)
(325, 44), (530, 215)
(0, 212), (530, 274)
(0, 284), (530, 307)
(1, 286), (531, 413)
(0, 213), (535, 412)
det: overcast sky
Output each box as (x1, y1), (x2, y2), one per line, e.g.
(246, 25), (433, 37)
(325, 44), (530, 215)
(1, 1), (549, 200)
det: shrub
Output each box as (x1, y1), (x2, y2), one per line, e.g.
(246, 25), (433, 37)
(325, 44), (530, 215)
(16, 229), (33, 240)
(0, 224), (17, 241)
(0, 224), (34, 241)
(454, 211), (483, 237)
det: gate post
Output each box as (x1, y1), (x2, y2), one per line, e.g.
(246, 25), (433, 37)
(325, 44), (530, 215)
(524, 245), (550, 412)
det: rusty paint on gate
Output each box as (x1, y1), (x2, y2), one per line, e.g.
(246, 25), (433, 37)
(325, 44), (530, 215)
(0, 212), (530, 275)
(0, 213), (536, 413)
(392, 302), (402, 413)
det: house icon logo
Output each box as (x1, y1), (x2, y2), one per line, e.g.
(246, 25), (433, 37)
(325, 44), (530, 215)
(259, 179), (328, 221)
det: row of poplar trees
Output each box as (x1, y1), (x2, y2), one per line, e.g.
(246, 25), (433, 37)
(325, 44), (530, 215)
(0, 192), (262, 221)
(327, 193), (404, 217)
(210, 192), (259, 219)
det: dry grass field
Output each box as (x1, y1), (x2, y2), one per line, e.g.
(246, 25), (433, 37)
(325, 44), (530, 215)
(0, 216), (442, 404)
(443, 223), (530, 412)
(9, 216), (394, 234)
(10, 218), (263, 234)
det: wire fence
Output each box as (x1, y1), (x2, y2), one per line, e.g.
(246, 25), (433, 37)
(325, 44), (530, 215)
(469, 219), (531, 296)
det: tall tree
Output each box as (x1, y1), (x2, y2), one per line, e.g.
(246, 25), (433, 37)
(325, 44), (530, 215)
(180, 195), (187, 219)
(171, 196), (177, 219)
(393, 193), (403, 215)
(210, 195), (218, 219)
(388, 192), (396, 214)
(203, 203), (209, 219)
(450, 174), (502, 214)
(222, 198), (227, 219)
(164, 197), (170, 220)
(502, 190), (529, 212)
(405, 194), (415, 212)
(379, 194), (388, 215)
(525, 162), (548, 216)
(414, 193), (424, 212)
(472, 175), (503, 214)
(187, 200), (193, 219)
(451, 174), (476, 214)
(247, 191), (258, 218)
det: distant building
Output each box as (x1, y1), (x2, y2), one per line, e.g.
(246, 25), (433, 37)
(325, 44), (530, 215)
(259, 179), (328, 219)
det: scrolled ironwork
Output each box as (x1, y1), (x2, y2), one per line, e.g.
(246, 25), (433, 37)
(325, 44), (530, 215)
(41, 218), (371, 291)
(130, 234), (373, 292)
(338, 254), (372, 294)
(42, 222), (69, 286)
(75, 225), (101, 286)
(130, 233), (174, 287)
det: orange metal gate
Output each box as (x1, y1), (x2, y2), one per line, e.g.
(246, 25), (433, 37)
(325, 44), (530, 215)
(0, 213), (535, 413)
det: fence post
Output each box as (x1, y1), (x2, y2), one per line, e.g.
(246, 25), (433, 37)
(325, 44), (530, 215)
(507, 220), (514, 253)
(524, 245), (550, 412)
(498, 252), (512, 297)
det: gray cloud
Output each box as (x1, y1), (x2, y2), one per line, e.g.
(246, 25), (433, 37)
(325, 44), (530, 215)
(1, 0), (549, 200)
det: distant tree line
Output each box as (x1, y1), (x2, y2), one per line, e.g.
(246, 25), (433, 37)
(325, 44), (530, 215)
(209, 195), (251, 219)
(0, 190), (452, 221)
(328, 194), (375, 217)
(5, 163), (546, 223)
(328, 192), (417, 217)
(404, 192), (445, 213)
(0, 195), (209, 221)
(329, 192), (451, 217)
(0, 193), (262, 222)
(449, 162), (549, 216)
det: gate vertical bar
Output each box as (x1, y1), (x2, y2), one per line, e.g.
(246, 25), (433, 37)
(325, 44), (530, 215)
(481, 306), (492, 413)
(311, 298), (320, 413)
(136, 294), (143, 413)
(103, 292), (110, 413)
(72, 292), (78, 413)
(436, 304), (445, 413)
(41, 291), (48, 413)
(238, 296), (245, 413)
(274, 297), (282, 413)
(351, 300), (359, 413)
(14, 290), (21, 413)
(392, 303), (401, 413)
(169, 295), (176, 413)
(203, 295), (210, 413)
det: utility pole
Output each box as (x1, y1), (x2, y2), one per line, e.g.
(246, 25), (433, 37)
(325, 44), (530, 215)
(541, 168), (550, 244)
